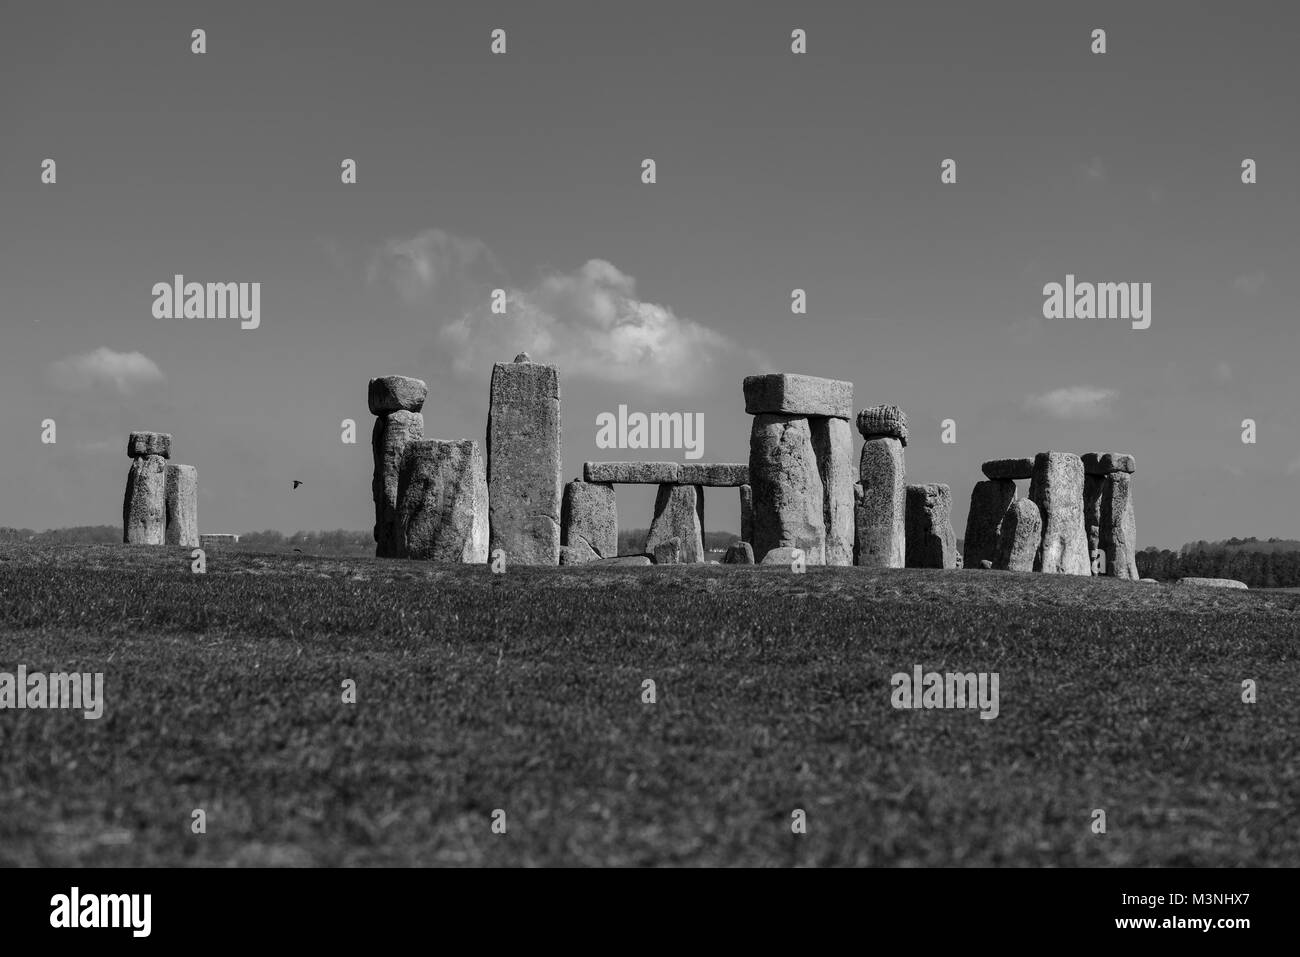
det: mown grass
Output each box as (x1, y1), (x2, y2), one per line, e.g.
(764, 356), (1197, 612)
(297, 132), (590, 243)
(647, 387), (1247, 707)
(0, 543), (1296, 866)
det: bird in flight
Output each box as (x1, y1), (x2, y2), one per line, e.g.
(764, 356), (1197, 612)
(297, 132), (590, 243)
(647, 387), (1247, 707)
(292, 480), (303, 489)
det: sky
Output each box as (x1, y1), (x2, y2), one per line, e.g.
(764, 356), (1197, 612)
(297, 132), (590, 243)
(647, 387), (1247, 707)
(1, 0), (1297, 548)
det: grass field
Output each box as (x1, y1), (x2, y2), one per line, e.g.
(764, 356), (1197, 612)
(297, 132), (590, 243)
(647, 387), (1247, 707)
(1, 542), (1297, 866)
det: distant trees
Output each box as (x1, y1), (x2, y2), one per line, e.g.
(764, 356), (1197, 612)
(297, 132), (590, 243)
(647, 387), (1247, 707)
(1137, 544), (1300, 587)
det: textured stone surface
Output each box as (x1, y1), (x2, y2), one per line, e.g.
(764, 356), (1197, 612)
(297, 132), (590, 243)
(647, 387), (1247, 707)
(810, 415), (855, 565)
(759, 546), (805, 566)
(646, 484), (704, 562)
(739, 484), (753, 543)
(905, 483), (957, 569)
(1139, 578), (1158, 583)
(855, 436), (905, 567)
(652, 537), (682, 565)
(724, 541), (754, 564)
(743, 374), (852, 418)
(1177, 577), (1248, 589)
(590, 555), (652, 567)
(372, 410), (424, 557)
(981, 458), (1034, 480)
(963, 479), (1016, 569)
(1081, 452), (1136, 476)
(994, 499), (1042, 571)
(128, 431), (171, 459)
(1028, 452), (1090, 575)
(979, 560), (993, 570)
(164, 464), (199, 547)
(367, 375), (427, 415)
(1083, 474), (1104, 565)
(749, 414), (825, 564)
(584, 461), (681, 484)
(1101, 472), (1139, 579)
(123, 454), (167, 544)
(855, 404), (909, 445)
(561, 480), (617, 559)
(559, 540), (599, 565)
(487, 358), (561, 564)
(677, 462), (749, 487)
(396, 440), (489, 563)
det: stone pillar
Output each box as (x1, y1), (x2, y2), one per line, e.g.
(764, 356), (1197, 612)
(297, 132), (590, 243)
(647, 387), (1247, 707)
(855, 405), (908, 568)
(810, 416), (855, 565)
(739, 483), (753, 544)
(994, 499), (1041, 571)
(646, 484), (705, 562)
(369, 376), (427, 558)
(1083, 453), (1138, 579)
(164, 464), (199, 547)
(963, 479), (1016, 569)
(123, 431), (171, 545)
(905, 483), (957, 569)
(396, 439), (489, 563)
(1029, 452), (1090, 575)
(749, 414), (825, 563)
(561, 479), (617, 562)
(487, 353), (561, 565)
(1083, 474), (1104, 570)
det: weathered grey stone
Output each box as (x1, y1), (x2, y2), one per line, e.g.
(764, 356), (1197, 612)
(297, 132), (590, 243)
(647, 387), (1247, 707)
(396, 440), (489, 563)
(979, 559), (993, 570)
(905, 484), (957, 569)
(739, 484), (753, 543)
(372, 410), (424, 557)
(760, 546), (805, 566)
(963, 479), (1016, 569)
(810, 416), (855, 565)
(749, 414), (825, 564)
(1028, 452), (1090, 575)
(1081, 452), (1136, 476)
(128, 431), (171, 459)
(855, 437), (905, 567)
(724, 541), (754, 564)
(743, 374), (852, 419)
(1139, 578), (1158, 583)
(559, 540), (598, 565)
(677, 462), (749, 486)
(590, 555), (652, 567)
(646, 484), (704, 562)
(487, 357), (561, 564)
(1101, 472), (1139, 579)
(1177, 577), (1248, 589)
(652, 537), (682, 565)
(164, 464), (199, 547)
(994, 499), (1041, 571)
(1083, 474), (1104, 565)
(123, 454), (167, 544)
(981, 458), (1034, 480)
(855, 404), (909, 446)
(367, 375), (427, 415)
(561, 480), (617, 559)
(584, 461), (681, 484)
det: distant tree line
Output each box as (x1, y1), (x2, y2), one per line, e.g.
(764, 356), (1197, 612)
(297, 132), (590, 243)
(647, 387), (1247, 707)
(618, 529), (740, 556)
(1137, 541), (1300, 587)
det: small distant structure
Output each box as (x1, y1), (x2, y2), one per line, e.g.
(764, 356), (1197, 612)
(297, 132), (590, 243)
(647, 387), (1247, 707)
(199, 533), (240, 547)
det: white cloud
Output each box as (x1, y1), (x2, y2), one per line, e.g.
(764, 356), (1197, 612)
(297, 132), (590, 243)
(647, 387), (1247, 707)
(367, 228), (501, 302)
(1024, 386), (1118, 420)
(47, 348), (164, 393)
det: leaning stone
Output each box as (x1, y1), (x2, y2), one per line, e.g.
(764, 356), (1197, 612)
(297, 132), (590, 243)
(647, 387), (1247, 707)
(1177, 577), (1248, 589)
(981, 458), (1034, 480)
(739, 484), (753, 543)
(584, 461), (680, 484)
(677, 462), (749, 486)
(123, 454), (167, 544)
(905, 484), (957, 569)
(994, 499), (1041, 571)
(743, 373), (852, 419)
(559, 540), (598, 565)
(590, 555), (652, 567)
(1081, 452), (1136, 476)
(855, 437), (905, 567)
(367, 375), (427, 415)
(372, 410), (424, 557)
(164, 464), (199, 547)
(810, 416), (855, 565)
(488, 357), (561, 564)
(127, 431), (171, 459)
(1101, 473), (1139, 579)
(646, 484), (704, 562)
(652, 537), (682, 565)
(760, 546), (805, 566)
(561, 480), (617, 559)
(855, 405), (909, 446)
(749, 414), (826, 564)
(396, 440), (489, 563)
(962, 479), (1016, 569)
(1028, 452), (1090, 575)
(724, 542), (754, 564)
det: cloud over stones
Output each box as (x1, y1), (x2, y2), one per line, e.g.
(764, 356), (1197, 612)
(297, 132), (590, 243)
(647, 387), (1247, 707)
(48, 348), (164, 394)
(1024, 386), (1118, 420)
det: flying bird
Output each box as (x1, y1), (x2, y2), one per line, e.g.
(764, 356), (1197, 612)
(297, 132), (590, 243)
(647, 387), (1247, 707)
(292, 480), (303, 489)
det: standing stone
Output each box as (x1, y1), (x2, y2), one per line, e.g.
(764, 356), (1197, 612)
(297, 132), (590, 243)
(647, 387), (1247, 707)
(1082, 474), (1104, 567)
(809, 416), (855, 565)
(123, 454), (167, 544)
(749, 414), (825, 564)
(487, 357), (561, 564)
(856, 405), (909, 447)
(367, 375), (427, 415)
(559, 541), (599, 565)
(1101, 472), (1139, 579)
(1028, 452), (1090, 575)
(646, 484), (705, 563)
(164, 464), (199, 547)
(396, 440), (489, 563)
(855, 437), (905, 567)
(372, 409), (424, 557)
(724, 541), (754, 565)
(905, 484), (957, 569)
(739, 484), (753, 544)
(963, 479), (1016, 569)
(127, 431), (172, 459)
(994, 499), (1041, 571)
(652, 537), (682, 565)
(561, 480), (617, 559)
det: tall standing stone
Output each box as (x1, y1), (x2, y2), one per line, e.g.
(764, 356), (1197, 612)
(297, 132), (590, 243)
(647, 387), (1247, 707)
(1082, 474), (1104, 568)
(372, 409), (424, 557)
(164, 464), (199, 547)
(1101, 472), (1139, 579)
(994, 499), (1041, 571)
(396, 439), (489, 563)
(123, 454), (167, 545)
(646, 484), (705, 563)
(905, 483), (957, 569)
(963, 479), (1016, 569)
(809, 416), (854, 565)
(739, 483), (753, 544)
(1028, 452), (1090, 575)
(487, 355), (561, 564)
(749, 414), (825, 564)
(856, 437), (905, 567)
(561, 480), (617, 560)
